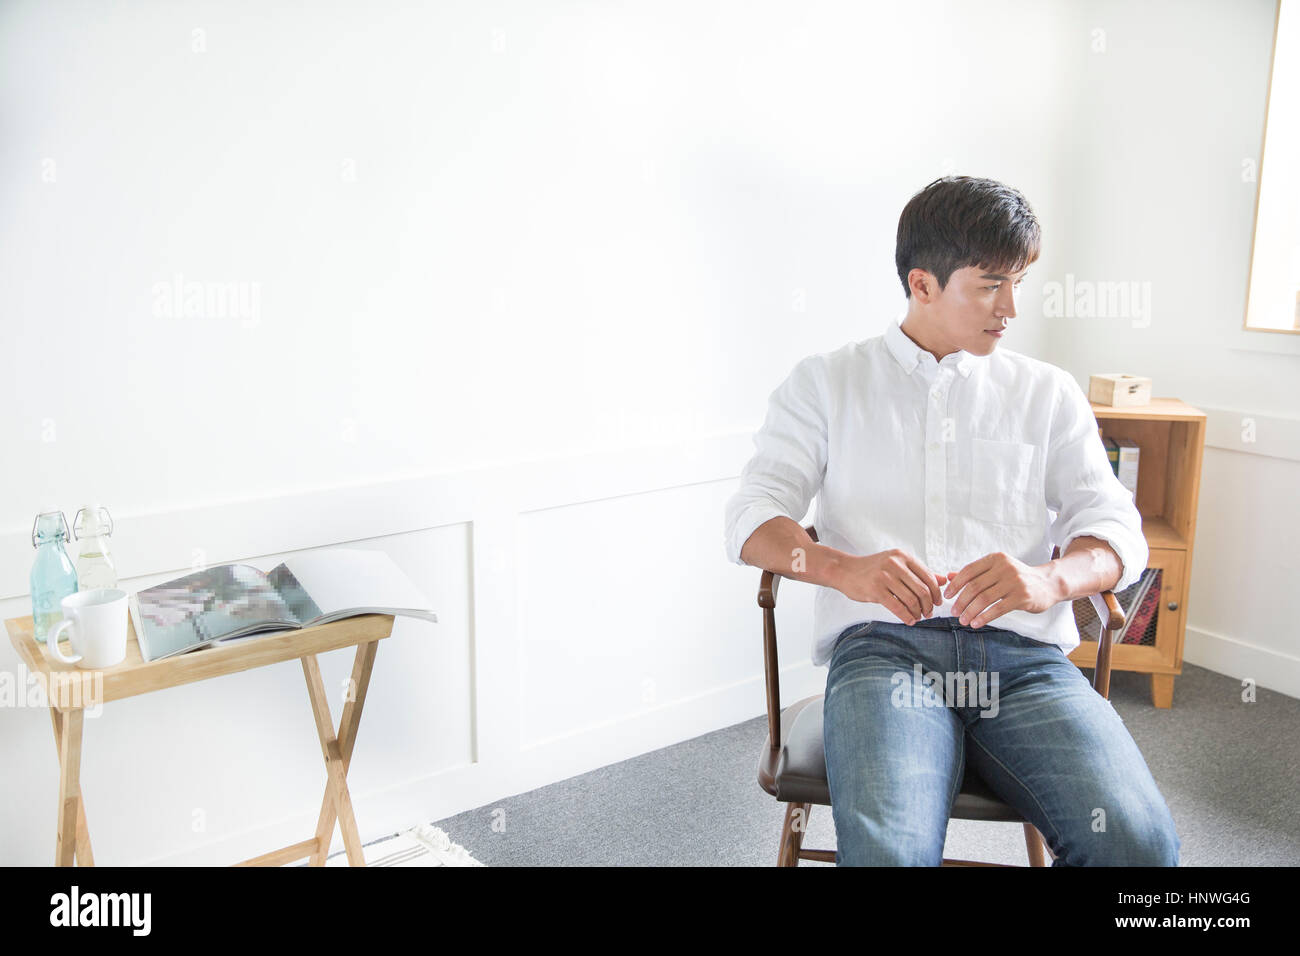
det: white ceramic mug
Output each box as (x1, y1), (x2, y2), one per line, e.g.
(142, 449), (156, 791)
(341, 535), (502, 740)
(46, 588), (129, 668)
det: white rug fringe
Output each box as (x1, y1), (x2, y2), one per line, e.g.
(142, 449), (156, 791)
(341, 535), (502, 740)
(318, 824), (485, 867)
(406, 823), (485, 867)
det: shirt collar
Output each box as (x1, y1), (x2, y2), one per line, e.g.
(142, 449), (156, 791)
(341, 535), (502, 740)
(884, 315), (981, 379)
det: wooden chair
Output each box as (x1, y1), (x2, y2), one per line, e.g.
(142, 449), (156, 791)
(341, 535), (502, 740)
(758, 525), (1125, 866)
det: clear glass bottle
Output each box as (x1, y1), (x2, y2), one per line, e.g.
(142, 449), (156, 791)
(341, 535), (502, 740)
(73, 503), (118, 590)
(30, 509), (79, 644)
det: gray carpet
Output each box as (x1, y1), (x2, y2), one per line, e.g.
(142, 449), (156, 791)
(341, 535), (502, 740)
(433, 662), (1300, 866)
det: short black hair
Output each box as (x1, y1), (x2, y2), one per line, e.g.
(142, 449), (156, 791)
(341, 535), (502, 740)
(895, 176), (1041, 298)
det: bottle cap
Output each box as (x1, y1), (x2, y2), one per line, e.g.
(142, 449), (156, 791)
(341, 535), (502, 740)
(32, 507), (69, 547)
(73, 503), (111, 539)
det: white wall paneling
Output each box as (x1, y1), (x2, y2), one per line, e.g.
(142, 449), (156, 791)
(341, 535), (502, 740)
(0, 433), (827, 864)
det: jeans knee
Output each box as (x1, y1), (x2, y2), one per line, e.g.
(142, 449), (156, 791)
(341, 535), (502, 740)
(835, 831), (944, 867)
(1057, 802), (1180, 867)
(830, 805), (946, 866)
(1125, 810), (1180, 867)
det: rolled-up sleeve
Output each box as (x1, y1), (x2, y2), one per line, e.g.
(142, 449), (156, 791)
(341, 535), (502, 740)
(1044, 370), (1149, 592)
(723, 355), (829, 566)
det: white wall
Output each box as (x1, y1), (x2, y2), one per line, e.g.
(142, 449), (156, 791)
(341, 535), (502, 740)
(0, 0), (1080, 527)
(0, 0), (1288, 865)
(1042, 0), (1300, 695)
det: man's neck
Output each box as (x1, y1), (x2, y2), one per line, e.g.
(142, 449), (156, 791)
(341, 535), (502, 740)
(899, 314), (960, 363)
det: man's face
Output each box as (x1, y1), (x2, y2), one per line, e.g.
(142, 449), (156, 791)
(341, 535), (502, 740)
(923, 264), (1028, 356)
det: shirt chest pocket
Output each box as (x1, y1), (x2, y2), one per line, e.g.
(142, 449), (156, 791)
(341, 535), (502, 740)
(969, 438), (1042, 527)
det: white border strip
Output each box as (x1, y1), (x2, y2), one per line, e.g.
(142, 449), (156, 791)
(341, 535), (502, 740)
(1, 432), (756, 601)
(1201, 405), (1300, 463)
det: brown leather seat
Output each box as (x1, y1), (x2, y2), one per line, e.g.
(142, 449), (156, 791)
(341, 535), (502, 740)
(758, 694), (1026, 821)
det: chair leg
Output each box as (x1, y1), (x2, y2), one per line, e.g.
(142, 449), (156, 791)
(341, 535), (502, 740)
(777, 802), (812, 866)
(1024, 823), (1047, 867)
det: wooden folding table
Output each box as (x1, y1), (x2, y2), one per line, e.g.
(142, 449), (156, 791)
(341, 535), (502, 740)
(4, 612), (395, 867)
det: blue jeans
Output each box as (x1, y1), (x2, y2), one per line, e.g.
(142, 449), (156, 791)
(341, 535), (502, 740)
(822, 618), (1180, 866)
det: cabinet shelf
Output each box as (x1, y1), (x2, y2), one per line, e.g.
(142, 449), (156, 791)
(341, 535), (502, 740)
(1140, 515), (1187, 551)
(1068, 397), (1206, 708)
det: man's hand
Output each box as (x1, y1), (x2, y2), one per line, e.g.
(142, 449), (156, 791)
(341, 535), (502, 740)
(834, 549), (950, 627)
(942, 551), (1060, 628)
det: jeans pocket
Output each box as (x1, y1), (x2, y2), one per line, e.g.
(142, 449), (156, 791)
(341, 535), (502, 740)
(830, 621), (876, 664)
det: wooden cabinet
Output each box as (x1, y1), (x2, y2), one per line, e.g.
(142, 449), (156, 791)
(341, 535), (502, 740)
(1066, 398), (1206, 708)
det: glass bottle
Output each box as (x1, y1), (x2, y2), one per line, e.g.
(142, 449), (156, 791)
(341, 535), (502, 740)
(73, 503), (118, 590)
(30, 509), (79, 644)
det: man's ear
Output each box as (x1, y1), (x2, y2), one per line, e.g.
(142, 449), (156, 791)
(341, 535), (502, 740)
(909, 268), (934, 302)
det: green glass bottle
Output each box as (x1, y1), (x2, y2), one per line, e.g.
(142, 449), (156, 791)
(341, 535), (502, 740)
(30, 509), (79, 644)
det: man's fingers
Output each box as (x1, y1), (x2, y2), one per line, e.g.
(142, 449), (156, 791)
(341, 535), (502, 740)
(952, 570), (995, 618)
(957, 577), (1002, 625)
(947, 555), (994, 598)
(946, 555), (993, 599)
(969, 594), (1012, 628)
(904, 555), (944, 608)
(890, 575), (924, 621)
(897, 567), (939, 619)
(884, 591), (918, 626)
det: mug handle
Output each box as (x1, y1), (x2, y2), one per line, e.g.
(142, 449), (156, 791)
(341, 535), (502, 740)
(46, 619), (83, 664)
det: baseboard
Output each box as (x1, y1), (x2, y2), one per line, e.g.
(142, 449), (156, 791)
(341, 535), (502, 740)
(507, 659), (827, 796)
(134, 659), (827, 866)
(1182, 624), (1300, 701)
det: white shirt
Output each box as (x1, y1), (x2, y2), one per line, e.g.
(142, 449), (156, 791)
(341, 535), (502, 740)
(723, 314), (1148, 667)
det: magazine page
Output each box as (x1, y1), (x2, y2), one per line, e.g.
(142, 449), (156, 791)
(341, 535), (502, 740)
(271, 548), (437, 626)
(265, 563), (324, 625)
(133, 564), (301, 661)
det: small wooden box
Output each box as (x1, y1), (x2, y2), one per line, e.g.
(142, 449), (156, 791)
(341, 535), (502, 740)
(1089, 373), (1152, 407)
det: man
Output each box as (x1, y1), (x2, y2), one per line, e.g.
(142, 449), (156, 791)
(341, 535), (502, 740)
(723, 176), (1180, 866)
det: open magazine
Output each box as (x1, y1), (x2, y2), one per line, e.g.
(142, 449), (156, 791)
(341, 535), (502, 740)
(128, 548), (437, 662)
